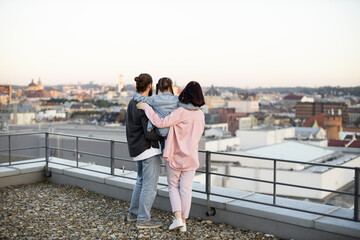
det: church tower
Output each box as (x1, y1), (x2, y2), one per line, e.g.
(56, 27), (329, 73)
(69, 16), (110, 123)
(118, 74), (125, 93)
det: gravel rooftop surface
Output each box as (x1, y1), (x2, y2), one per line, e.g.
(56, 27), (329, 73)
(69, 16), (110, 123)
(0, 181), (280, 239)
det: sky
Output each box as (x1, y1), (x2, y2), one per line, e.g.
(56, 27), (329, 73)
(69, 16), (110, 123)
(0, 0), (359, 88)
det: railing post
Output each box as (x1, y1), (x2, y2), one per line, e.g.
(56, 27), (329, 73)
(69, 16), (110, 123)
(273, 160), (277, 205)
(205, 151), (215, 216)
(76, 137), (79, 168)
(354, 167), (359, 222)
(8, 135), (11, 165)
(45, 132), (51, 177)
(110, 140), (114, 175)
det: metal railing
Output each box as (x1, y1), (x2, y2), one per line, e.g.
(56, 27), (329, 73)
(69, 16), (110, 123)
(0, 131), (359, 222)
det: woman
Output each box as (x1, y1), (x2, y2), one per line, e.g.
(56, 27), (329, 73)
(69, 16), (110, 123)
(137, 81), (205, 232)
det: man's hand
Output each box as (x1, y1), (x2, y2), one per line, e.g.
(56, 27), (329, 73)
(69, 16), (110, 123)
(136, 102), (149, 110)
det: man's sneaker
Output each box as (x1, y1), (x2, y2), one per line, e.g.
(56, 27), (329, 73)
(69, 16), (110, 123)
(169, 217), (184, 231)
(127, 213), (137, 222)
(179, 222), (186, 232)
(136, 219), (162, 229)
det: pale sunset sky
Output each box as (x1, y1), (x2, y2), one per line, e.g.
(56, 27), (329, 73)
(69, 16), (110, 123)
(0, 0), (359, 88)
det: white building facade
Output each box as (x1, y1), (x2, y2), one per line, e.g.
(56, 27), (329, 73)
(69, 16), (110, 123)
(236, 127), (295, 150)
(227, 100), (259, 113)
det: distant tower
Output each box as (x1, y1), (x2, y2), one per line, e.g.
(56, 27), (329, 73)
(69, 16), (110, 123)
(324, 115), (342, 140)
(37, 77), (44, 90)
(118, 75), (125, 93)
(173, 81), (179, 95)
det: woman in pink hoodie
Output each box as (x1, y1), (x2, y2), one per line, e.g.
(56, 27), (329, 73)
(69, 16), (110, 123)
(137, 81), (205, 232)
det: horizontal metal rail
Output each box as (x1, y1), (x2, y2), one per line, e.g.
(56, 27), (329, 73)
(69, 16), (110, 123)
(0, 146), (45, 153)
(0, 159), (46, 167)
(199, 149), (356, 170)
(47, 147), (133, 164)
(0, 131), (45, 137)
(47, 146), (110, 159)
(209, 171), (354, 196)
(48, 132), (127, 144)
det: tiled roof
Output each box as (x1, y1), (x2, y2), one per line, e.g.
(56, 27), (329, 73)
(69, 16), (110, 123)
(303, 113), (325, 127)
(328, 140), (360, 148)
(295, 127), (320, 137)
(283, 93), (303, 100)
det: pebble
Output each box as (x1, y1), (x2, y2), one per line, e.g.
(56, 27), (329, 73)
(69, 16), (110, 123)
(0, 181), (280, 239)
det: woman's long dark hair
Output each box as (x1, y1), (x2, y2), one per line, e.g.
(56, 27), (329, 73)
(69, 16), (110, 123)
(178, 81), (205, 107)
(134, 73), (152, 96)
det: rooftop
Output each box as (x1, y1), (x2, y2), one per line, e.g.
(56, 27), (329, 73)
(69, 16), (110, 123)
(295, 127), (322, 137)
(244, 141), (336, 163)
(1, 182), (277, 239)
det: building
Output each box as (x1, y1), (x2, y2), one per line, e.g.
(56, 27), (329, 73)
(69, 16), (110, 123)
(204, 85), (225, 109)
(98, 110), (126, 125)
(328, 138), (360, 148)
(0, 85), (11, 105)
(40, 102), (63, 111)
(205, 85), (220, 97)
(195, 141), (360, 199)
(209, 108), (235, 123)
(236, 127), (295, 150)
(227, 113), (247, 135)
(204, 128), (232, 139)
(36, 110), (66, 122)
(118, 74), (125, 93)
(27, 79), (44, 91)
(205, 123), (228, 131)
(69, 103), (95, 114)
(303, 113), (325, 128)
(239, 117), (252, 130)
(324, 116), (342, 140)
(295, 127), (326, 139)
(25, 79), (59, 100)
(295, 102), (349, 124)
(348, 107), (360, 125)
(283, 93), (304, 108)
(227, 100), (259, 113)
(204, 96), (226, 109)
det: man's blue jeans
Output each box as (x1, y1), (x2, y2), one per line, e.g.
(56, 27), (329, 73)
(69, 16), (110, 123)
(129, 154), (161, 222)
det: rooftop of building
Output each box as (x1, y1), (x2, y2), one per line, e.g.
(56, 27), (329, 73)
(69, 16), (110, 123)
(1, 181), (274, 240)
(283, 93), (304, 100)
(243, 141), (342, 164)
(237, 126), (294, 132)
(328, 139), (360, 148)
(295, 126), (322, 137)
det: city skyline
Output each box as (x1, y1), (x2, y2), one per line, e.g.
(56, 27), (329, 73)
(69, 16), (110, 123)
(1, 0), (360, 88)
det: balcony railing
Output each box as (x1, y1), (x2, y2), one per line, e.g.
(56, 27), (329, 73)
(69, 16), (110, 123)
(0, 131), (359, 222)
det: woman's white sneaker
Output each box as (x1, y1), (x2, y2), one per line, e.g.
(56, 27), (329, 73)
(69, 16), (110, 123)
(169, 217), (184, 230)
(179, 222), (186, 232)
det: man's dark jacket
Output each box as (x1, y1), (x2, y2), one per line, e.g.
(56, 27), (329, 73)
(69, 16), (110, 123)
(126, 98), (163, 157)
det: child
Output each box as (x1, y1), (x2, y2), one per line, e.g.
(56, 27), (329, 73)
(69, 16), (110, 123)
(134, 77), (178, 139)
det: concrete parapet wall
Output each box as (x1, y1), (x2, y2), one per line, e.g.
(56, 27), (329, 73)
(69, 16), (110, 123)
(1, 158), (359, 240)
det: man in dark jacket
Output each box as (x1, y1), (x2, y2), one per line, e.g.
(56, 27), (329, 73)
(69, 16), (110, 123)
(126, 73), (163, 229)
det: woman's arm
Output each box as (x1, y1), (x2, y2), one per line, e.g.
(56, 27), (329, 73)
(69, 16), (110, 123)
(137, 102), (182, 128)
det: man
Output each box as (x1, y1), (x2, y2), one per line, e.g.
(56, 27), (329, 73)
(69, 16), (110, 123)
(125, 73), (163, 229)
